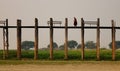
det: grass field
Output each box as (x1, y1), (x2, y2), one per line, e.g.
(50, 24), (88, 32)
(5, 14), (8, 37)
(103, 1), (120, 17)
(0, 50), (120, 71)
(0, 49), (120, 61)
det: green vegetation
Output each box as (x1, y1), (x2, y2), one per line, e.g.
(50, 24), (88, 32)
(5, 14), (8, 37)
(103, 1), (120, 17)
(109, 41), (120, 49)
(85, 41), (96, 49)
(58, 40), (78, 50)
(21, 41), (34, 50)
(68, 40), (78, 49)
(0, 49), (120, 61)
(47, 42), (58, 49)
(0, 60), (120, 65)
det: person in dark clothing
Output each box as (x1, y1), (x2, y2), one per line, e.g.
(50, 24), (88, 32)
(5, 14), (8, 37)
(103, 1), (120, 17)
(74, 17), (77, 27)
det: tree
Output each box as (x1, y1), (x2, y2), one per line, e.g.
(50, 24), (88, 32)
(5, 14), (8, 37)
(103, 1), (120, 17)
(77, 44), (81, 49)
(21, 41), (34, 50)
(59, 44), (64, 50)
(85, 41), (96, 49)
(109, 41), (120, 49)
(68, 40), (78, 49)
(47, 42), (58, 49)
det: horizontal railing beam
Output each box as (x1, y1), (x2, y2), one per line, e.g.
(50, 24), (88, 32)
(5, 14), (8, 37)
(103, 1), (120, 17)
(0, 26), (120, 29)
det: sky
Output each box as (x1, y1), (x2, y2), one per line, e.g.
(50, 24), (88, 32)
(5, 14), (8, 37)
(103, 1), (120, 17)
(0, 0), (120, 49)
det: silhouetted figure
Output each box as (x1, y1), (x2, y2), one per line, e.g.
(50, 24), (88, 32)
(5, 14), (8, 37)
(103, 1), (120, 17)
(74, 17), (77, 27)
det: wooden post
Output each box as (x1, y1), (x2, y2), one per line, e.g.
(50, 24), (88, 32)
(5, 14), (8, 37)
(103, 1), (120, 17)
(34, 18), (38, 60)
(111, 20), (116, 61)
(64, 18), (68, 60)
(49, 18), (53, 60)
(81, 18), (85, 60)
(6, 19), (9, 57)
(96, 18), (100, 60)
(17, 19), (21, 59)
(3, 28), (5, 59)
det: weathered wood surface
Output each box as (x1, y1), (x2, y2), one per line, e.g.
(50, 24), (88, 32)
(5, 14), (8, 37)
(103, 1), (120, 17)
(34, 18), (39, 60)
(111, 20), (116, 61)
(81, 18), (85, 60)
(96, 18), (100, 60)
(17, 20), (22, 59)
(64, 18), (68, 60)
(49, 18), (53, 60)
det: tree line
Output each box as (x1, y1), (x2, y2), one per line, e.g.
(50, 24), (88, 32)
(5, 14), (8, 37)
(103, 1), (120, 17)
(21, 40), (120, 50)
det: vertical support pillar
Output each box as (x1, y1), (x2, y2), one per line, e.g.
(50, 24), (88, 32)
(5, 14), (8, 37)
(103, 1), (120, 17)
(81, 18), (85, 60)
(6, 19), (9, 57)
(3, 27), (5, 59)
(49, 18), (53, 60)
(34, 18), (38, 60)
(64, 18), (68, 60)
(96, 18), (100, 60)
(17, 19), (21, 59)
(111, 20), (116, 61)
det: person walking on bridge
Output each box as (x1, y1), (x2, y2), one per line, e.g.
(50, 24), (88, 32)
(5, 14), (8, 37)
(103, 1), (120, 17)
(74, 17), (77, 27)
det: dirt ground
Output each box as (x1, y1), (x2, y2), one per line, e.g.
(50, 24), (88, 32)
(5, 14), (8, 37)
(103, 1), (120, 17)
(0, 63), (120, 71)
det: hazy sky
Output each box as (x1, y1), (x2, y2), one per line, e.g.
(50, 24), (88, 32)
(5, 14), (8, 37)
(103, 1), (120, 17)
(0, 0), (120, 49)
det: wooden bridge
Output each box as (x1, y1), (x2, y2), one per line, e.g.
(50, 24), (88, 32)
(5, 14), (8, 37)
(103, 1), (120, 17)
(0, 18), (119, 60)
